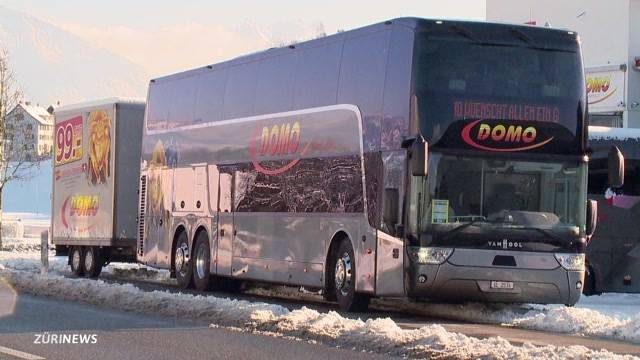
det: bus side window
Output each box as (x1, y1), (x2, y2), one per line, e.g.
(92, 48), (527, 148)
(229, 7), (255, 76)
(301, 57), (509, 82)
(293, 40), (342, 109)
(223, 62), (259, 120)
(194, 69), (227, 124)
(167, 75), (196, 129)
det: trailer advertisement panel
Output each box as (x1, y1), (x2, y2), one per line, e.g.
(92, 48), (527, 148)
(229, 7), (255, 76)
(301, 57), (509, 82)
(53, 106), (116, 241)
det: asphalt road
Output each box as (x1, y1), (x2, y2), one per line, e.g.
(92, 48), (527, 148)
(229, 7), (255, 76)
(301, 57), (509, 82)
(0, 285), (392, 360)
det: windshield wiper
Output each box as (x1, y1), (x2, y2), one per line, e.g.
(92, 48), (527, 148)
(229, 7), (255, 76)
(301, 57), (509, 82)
(519, 226), (573, 246)
(439, 216), (489, 242)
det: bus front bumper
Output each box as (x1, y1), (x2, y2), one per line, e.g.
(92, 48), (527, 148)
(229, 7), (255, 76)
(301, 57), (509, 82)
(406, 252), (584, 305)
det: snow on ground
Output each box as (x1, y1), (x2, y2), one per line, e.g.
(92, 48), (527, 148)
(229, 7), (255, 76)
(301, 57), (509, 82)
(1, 247), (639, 358)
(0, 268), (633, 360)
(0, 249), (170, 283)
(373, 295), (640, 344)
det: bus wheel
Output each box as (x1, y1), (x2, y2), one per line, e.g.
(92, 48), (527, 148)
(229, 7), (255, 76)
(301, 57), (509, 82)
(193, 231), (215, 291)
(84, 247), (103, 278)
(69, 246), (85, 277)
(332, 239), (369, 312)
(174, 231), (194, 289)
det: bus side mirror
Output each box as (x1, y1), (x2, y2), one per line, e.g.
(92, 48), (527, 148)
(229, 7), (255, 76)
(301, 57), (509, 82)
(586, 199), (598, 237)
(411, 139), (428, 177)
(383, 188), (399, 227)
(608, 145), (624, 188)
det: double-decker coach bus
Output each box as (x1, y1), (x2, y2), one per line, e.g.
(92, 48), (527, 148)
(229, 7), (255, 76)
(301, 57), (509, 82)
(137, 18), (622, 311)
(585, 126), (640, 294)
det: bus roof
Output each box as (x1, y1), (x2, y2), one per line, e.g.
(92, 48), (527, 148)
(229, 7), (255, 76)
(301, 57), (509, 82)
(149, 17), (579, 84)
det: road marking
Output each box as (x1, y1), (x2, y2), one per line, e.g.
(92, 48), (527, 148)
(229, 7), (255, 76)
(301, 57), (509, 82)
(0, 345), (45, 360)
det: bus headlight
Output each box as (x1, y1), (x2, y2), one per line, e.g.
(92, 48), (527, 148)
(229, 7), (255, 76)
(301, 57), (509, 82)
(554, 253), (585, 271)
(408, 247), (453, 265)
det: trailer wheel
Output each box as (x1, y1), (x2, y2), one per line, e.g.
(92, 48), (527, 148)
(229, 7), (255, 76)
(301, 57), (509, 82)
(175, 231), (194, 289)
(69, 246), (85, 276)
(84, 247), (103, 278)
(330, 239), (370, 312)
(193, 231), (215, 291)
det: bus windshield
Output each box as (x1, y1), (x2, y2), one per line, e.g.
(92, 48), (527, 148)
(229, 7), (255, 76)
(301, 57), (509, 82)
(407, 154), (587, 246)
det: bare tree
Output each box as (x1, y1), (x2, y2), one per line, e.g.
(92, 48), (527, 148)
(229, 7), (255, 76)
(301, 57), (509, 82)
(0, 49), (42, 248)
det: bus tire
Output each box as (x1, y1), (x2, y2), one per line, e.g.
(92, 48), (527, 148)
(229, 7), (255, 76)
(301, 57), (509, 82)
(193, 231), (215, 291)
(331, 239), (370, 312)
(69, 246), (85, 277)
(84, 247), (103, 278)
(174, 231), (194, 289)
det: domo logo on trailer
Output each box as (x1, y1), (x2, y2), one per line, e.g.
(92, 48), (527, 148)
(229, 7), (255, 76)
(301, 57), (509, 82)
(249, 121), (311, 175)
(60, 195), (100, 231)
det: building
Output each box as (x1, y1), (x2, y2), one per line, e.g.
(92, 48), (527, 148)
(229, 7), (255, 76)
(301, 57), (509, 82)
(4, 101), (54, 159)
(487, 0), (640, 128)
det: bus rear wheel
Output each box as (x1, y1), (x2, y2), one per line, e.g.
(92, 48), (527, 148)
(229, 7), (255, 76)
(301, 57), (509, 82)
(193, 231), (215, 291)
(69, 246), (85, 277)
(174, 231), (194, 289)
(331, 239), (369, 312)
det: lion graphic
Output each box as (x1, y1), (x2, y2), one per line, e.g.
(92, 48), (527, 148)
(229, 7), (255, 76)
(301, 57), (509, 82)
(87, 110), (111, 185)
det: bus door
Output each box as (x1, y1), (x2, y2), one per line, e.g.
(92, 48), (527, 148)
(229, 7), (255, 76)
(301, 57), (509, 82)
(375, 151), (406, 296)
(216, 169), (234, 276)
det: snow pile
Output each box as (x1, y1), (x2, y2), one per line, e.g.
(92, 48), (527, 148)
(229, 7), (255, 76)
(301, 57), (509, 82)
(104, 263), (171, 283)
(0, 269), (632, 360)
(375, 298), (640, 344)
(1, 220), (25, 239)
(0, 249), (170, 283)
(578, 293), (640, 319)
(510, 306), (640, 344)
(0, 250), (66, 272)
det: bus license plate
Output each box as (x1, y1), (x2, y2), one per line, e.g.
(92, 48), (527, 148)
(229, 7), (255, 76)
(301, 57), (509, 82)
(490, 281), (514, 289)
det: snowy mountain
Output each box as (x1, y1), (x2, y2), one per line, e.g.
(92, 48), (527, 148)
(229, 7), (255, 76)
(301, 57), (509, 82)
(0, 6), (148, 105)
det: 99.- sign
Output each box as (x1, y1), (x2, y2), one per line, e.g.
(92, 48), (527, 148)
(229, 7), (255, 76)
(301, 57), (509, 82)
(55, 116), (83, 166)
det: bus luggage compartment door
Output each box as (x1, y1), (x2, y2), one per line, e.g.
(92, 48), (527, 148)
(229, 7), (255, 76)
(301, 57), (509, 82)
(216, 172), (234, 276)
(375, 230), (405, 296)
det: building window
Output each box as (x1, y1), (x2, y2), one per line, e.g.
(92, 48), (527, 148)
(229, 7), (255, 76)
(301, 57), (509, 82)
(589, 113), (623, 128)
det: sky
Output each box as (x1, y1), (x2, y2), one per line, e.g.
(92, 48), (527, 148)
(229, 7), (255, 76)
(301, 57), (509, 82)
(0, 0), (486, 77)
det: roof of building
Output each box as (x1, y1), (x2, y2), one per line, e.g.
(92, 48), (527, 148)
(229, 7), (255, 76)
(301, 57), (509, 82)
(16, 102), (54, 126)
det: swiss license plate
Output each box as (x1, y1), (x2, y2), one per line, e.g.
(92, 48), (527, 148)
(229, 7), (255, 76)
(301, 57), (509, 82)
(490, 281), (514, 290)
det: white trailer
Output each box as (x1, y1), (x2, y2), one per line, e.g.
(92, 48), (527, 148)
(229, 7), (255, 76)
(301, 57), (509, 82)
(51, 98), (145, 277)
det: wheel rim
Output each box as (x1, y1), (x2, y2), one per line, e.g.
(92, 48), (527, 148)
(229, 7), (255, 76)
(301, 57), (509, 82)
(175, 243), (189, 276)
(72, 249), (81, 271)
(196, 244), (207, 279)
(334, 251), (352, 296)
(84, 249), (93, 271)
